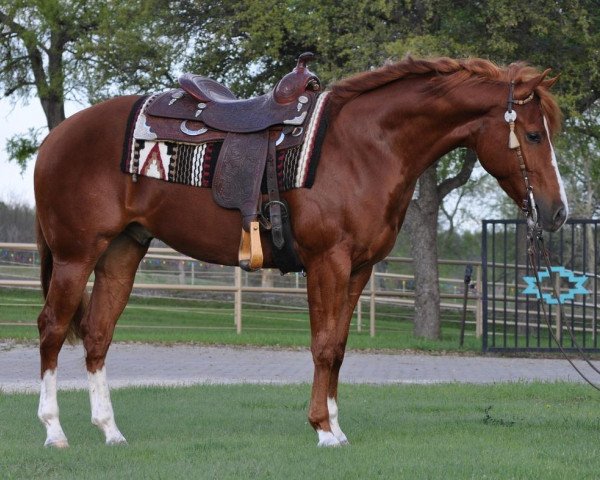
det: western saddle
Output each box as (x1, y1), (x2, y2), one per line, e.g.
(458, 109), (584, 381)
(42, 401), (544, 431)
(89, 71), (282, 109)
(142, 52), (321, 271)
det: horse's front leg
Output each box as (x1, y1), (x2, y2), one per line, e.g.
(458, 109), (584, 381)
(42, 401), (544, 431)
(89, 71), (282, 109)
(305, 251), (372, 447)
(326, 265), (372, 445)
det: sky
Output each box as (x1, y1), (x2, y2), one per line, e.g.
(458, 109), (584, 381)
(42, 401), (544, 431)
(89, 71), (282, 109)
(0, 97), (43, 206)
(0, 97), (82, 207)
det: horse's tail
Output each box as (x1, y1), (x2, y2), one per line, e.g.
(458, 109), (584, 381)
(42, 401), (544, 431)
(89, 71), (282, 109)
(36, 214), (86, 342)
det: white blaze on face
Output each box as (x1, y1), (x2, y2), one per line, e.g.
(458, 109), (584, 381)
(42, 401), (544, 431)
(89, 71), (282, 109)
(88, 366), (127, 445)
(543, 116), (569, 217)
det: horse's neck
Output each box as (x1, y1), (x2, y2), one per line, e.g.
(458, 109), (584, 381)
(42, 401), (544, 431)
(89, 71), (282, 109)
(333, 80), (490, 187)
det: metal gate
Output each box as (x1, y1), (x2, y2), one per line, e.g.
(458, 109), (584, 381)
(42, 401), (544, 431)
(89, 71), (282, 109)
(482, 219), (599, 352)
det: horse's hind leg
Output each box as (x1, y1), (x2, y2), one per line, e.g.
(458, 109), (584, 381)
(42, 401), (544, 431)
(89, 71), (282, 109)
(80, 233), (148, 445)
(38, 260), (96, 448)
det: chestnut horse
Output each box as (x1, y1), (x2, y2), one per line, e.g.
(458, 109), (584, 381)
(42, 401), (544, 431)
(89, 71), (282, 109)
(34, 56), (567, 448)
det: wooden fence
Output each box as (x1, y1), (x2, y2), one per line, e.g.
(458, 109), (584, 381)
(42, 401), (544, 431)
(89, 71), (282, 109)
(0, 242), (483, 336)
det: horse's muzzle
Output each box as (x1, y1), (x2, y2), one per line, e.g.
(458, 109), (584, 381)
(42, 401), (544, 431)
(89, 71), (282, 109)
(538, 202), (568, 232)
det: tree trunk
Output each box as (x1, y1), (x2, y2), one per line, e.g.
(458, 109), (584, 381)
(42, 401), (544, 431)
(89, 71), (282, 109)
(41, 96), (66, 130)
(403, 151), (478, 339)
(405, 165), (442, 339)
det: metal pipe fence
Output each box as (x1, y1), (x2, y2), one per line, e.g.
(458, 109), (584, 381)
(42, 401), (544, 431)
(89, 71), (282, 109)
(482, 219), (600, 352)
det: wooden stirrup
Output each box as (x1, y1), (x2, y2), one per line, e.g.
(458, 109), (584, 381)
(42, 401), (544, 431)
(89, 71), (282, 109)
(238, 221), (263, 271)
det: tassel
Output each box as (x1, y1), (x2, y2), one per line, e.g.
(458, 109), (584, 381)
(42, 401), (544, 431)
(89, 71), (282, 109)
(508, 122), (520, 149)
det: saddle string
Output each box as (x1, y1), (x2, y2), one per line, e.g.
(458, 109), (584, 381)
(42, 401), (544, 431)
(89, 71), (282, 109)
(507, 82), (600, 390)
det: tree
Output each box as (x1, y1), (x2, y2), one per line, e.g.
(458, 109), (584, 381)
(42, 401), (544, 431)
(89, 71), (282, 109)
(0, 0), (184, 169)
(403, 151), (477, 338)
(386, 0), (599, 338)
(179, 0), (430, 96)
(176, 0), (600, 339)
(0, 199), (35, 242)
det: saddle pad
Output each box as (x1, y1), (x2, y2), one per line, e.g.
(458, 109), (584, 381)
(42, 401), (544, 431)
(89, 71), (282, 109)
(120, 92), (330, 192)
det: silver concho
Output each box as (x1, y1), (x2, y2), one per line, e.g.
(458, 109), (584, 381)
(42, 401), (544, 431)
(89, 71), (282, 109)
(504, 110), (517, 123)
(283, 111), (308, 125)
(195, 103), (207, 118)
(180, 121), (208, 136)
(169, 90), (184, 106)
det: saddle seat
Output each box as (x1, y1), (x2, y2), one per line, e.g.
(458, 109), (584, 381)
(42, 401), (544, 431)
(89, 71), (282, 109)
(175, 52), (320, 133)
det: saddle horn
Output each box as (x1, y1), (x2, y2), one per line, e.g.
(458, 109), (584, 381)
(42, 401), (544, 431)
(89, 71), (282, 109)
(274, 52), (321, 104)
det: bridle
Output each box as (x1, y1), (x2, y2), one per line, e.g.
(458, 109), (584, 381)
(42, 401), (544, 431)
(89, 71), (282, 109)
(504, 81), (600, 391)
(505, 81), (537, 228)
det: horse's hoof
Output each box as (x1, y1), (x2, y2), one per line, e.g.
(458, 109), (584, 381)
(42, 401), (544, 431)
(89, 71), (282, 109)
(44, 437), (69, 449)
(106, 434), (128, 446)
(317, 430), (341, 447)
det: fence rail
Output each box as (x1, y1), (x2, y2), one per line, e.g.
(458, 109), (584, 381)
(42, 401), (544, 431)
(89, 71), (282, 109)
(0, 243), (483, 336)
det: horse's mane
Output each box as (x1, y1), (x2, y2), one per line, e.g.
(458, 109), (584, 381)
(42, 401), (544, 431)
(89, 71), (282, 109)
(330, 56), (562, 134)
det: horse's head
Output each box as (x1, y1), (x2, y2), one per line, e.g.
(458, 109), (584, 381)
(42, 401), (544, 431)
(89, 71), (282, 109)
(474, 68), (568, 232)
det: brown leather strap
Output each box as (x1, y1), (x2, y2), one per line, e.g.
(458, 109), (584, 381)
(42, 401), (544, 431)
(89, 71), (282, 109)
(264, 134), (304, 273)
(266, 133), (284, 249)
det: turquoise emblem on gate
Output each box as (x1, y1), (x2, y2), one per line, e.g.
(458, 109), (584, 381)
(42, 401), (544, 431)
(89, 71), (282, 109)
(522, 266), (589, 304)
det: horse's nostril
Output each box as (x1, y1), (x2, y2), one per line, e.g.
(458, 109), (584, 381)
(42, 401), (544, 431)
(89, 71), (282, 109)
(553, 206), (567, 229)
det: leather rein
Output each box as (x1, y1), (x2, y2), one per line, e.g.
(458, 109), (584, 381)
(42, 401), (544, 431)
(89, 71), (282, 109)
(505, 82), (600, 391)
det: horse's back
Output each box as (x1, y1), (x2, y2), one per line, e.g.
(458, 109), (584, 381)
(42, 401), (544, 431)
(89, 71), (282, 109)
(35, 96), (139, 177)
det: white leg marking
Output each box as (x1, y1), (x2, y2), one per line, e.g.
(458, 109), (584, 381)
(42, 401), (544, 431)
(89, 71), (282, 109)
(543, 116), (569, 217)
(317, 429), (341, 447)
(327, 397), (349, 445)
(38, 369), (69, 448)
(88, 366), (127, 445)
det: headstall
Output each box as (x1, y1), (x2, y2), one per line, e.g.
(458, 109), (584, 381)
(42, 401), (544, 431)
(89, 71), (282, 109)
(504, 81), (537, 229)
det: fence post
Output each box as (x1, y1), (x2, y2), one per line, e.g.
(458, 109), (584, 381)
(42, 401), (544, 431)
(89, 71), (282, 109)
(370, 270), (376, 337)
(357, 299), (362, 332)
(554, 272), (562, 345)
(475, 265), (483, 338)
(235, 267), (242, 334)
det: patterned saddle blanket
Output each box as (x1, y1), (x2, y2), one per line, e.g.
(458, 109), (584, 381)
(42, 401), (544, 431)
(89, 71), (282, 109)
(120, 91), (330, 192)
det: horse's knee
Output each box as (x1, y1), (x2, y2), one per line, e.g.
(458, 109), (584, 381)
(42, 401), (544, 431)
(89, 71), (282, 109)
(311, 336), (345, 367)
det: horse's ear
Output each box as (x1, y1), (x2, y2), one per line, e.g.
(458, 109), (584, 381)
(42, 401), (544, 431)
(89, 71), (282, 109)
(515, 68), (553, 97)
(542, 73), (560, 90)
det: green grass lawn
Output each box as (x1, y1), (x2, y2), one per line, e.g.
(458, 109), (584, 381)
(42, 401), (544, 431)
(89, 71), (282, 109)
(0, 287), (482, 352)
(2, 383), (599, 479)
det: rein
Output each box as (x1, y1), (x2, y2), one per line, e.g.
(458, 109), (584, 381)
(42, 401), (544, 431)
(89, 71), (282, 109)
(505, 82), (600, 391)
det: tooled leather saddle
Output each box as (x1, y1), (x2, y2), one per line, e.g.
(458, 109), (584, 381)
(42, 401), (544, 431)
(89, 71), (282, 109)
(141, 52), (321, 272)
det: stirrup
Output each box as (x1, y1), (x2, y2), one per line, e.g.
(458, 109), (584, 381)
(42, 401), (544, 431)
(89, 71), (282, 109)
(238, 221), (263, 271)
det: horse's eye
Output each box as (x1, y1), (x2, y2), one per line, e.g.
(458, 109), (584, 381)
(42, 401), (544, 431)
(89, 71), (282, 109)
(526, 132), (542, 144)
